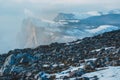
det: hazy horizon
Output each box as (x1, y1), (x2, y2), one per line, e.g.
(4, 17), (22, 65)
(0, 0), (120, 53)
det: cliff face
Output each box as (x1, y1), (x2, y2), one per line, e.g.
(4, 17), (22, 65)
(18, 20), (37, 48)
(18, 18), (56, 48)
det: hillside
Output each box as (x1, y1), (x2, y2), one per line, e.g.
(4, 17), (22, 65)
(0, 30), (120, 80)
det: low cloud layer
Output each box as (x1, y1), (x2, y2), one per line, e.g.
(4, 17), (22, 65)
(0, 0), (120, 53)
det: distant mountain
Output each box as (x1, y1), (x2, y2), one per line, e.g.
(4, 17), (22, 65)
(109, 9), (120, 14)
(16, 9), (120, 49)
(79, 14), (120, 26)
(73, 11), (103, 19)
(53, 11), (103, 22)
(54, 13), (76, 22)
(54, 10), (120, 22)
(18, 14), (120, 48)
(53, 12), (120, 30)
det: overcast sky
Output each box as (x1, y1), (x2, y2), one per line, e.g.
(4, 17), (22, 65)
(0, 0), (120, 53)
(0, 0), (120, 18)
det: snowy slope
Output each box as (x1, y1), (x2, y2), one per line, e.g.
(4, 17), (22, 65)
(86, 25), (119, 34)
(54, 66), (120, 80)
(82, 66), (120, 80)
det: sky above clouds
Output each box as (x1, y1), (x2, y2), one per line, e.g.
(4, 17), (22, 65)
(1, 0), (120, 19)
(0, 0), (120, 53)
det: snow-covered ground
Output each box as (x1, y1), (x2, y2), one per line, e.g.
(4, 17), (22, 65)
(82, 66), (120, 80)
(55, 65), (84, 79)
(53, 65), (120, 80)
(86, 25), (119, 34)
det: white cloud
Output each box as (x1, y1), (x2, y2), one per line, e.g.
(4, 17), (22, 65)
(24, 8), (34, 17)
(11, 0), (51, 3)
(10, 0), (120, 4)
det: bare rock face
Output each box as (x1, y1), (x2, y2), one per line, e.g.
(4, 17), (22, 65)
(18, 18), (57, 48)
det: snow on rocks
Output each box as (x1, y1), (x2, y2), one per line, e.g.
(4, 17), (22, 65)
(35, 72), (50, 80)
(82, 66), (120, 80)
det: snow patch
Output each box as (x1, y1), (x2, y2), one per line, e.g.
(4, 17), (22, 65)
(82, 66), (120, 80)
(86, 25), (119, 34)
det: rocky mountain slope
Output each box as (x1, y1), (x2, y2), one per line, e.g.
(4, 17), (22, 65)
(0, 29), (120, 80)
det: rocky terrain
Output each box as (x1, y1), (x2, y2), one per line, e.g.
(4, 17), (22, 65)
(0, 29), (120, 80)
